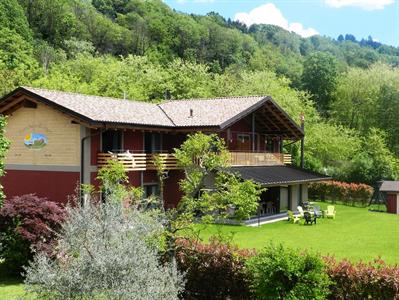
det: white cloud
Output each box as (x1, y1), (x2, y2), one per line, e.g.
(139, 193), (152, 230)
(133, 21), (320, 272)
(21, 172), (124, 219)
(325, 0), (394, 10)
(234, 3), (318, 38)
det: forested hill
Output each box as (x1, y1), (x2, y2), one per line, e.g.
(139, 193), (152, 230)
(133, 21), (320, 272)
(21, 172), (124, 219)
(2, 0), (399, 185)
(3, 0), (399, 78)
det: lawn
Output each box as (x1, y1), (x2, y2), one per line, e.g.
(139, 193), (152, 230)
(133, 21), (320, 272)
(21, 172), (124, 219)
(1, 202), (398, 299)
(199, 202), (399, 264)
(0, 277), (29, 300)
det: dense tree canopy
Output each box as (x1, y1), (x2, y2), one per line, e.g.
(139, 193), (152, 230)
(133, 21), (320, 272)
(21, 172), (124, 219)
(302, 52), (338, 113)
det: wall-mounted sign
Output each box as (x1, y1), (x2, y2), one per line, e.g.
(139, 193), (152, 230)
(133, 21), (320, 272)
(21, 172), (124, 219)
(24, 133), (48, 149)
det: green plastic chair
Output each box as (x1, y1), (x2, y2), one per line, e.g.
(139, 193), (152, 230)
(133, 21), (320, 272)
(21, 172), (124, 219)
(325, 205), (336, 219)
(287, 210), (300, 224)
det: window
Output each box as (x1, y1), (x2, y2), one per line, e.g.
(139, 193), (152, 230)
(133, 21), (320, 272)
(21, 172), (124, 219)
(102, 130), (122, 152)
(237, 134), (250, 144)
(265, 138), (274, 153)
(144, 184), (159, 198)
(145, 133), (162, 153)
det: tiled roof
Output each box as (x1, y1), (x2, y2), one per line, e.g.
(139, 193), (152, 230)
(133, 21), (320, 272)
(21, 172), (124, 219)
(2, 87), (301, 135)
(21, 87), (174, 127)
(159, 96), (266, 127)
(379, 181), (399, 192)
(228, 165), (331, 186)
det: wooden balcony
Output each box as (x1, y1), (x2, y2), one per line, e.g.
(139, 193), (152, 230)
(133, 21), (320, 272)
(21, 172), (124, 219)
(229, 152), (291, 167)
(97, 151), (292, 171)
(97, 152), (179, 171)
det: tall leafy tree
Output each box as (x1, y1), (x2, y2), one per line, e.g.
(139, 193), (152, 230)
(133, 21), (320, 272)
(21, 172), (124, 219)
(377, 85), (399, 155)
(0, 0), (32, 41)
(343, 128), (399, 184)
(302, 51), (338, 113)
(174, 133), (262, 221)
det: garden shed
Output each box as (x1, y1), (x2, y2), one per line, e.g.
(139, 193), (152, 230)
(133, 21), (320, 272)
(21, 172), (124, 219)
(379, 181), (399, 214)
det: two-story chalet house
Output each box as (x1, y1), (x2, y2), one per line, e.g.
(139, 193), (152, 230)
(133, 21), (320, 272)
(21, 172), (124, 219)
(0, 87), (329, 217)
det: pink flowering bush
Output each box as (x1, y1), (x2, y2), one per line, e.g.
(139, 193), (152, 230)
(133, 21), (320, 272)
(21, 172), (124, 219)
(0, 194), (65, 272)
(324, 257), (399, 299)
(309, 181), (373, 206)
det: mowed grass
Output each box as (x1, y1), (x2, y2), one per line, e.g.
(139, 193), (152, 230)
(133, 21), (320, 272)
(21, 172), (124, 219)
(1, 203), (398, 298)
(0, 277), (32, 300)
(199, 202), (399, 264)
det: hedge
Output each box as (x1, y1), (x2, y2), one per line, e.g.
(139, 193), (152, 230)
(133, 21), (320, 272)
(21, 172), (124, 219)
(175, 239), (399, 300)
(325, 257), (399, 299)
(175, 238), (255, 300)
(309, 181), (373, 206)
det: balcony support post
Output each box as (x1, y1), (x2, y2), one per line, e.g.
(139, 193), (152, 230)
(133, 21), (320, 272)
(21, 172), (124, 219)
(299, 114), (305, 205)
(300, 116), (305, 169)
(252, 113), (255, 151)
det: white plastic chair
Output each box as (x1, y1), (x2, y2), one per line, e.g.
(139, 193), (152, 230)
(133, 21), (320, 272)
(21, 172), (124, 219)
(297, 206), (305, 218)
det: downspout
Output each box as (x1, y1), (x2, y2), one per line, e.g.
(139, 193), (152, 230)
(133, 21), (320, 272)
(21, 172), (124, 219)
(299, 113), (305, 205)
(300, 113), (305, 169)
(80, 128), (102, 204)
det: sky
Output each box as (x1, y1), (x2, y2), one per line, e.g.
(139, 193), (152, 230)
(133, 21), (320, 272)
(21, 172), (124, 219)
(164, 0), (399, 47)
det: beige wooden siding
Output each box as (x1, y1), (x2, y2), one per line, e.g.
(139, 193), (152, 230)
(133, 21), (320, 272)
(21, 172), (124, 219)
(5, 103), (80, 166)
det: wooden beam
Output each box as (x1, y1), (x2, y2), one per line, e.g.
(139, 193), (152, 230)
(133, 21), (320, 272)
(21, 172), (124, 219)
(0, 95), (26, 114)
(266, 105), (300, 139)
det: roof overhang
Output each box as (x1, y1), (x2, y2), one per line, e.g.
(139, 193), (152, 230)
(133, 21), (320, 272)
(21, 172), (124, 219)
(219, 97), (304, 140)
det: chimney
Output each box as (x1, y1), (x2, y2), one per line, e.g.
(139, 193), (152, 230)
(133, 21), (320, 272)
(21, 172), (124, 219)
(189, 109), (194, 118)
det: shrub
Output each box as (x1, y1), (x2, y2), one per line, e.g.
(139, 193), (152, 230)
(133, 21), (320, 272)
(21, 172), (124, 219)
(247, 244), (331, 300)
(325, 257), (399, 300)
(309, 181), (373, 206)
(24, 202), (184, 300)
(0, 194), (65, 273)
(175, 238), (255, 300)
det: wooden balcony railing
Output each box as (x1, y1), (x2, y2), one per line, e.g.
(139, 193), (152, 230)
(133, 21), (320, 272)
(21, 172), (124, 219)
(228, 152), (291, 166)
(97, 153), (179, 171)
(97, 152), (292, 171)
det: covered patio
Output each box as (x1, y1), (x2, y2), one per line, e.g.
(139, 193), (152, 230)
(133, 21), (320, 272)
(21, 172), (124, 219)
(227, 165), (331, 223)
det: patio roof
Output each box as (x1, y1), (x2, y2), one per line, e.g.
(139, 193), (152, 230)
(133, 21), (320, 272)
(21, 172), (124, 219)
(228, 165), (331, 186)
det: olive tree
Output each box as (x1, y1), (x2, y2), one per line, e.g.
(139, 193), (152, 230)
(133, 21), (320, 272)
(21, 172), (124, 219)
(24, 202), (184, 300)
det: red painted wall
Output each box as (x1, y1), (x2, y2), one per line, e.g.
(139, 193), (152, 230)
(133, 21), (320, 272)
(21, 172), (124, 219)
(387, 193), (397, 214)
(124, 131), (143, 151)
(2, 170), (80, 204)
(221, 118), (282, 153)
(128, 171), (141, 186)
(164, 170), (184, 208)
(228, 118), (251, 132)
